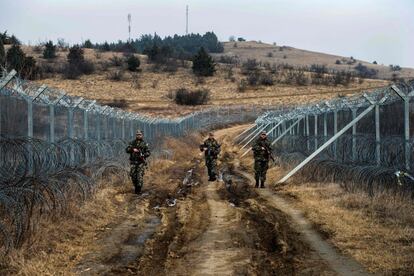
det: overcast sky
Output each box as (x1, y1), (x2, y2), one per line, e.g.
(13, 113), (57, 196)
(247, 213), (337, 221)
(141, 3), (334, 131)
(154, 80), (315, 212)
(1, 0), (413, 67)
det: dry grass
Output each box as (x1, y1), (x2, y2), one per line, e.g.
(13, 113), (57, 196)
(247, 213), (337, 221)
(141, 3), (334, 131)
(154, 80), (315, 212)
(8, 45), (388, 117)
(2, 175), (131, 275)
(215, 41), (414, 80)
(1, 134), (203, 275)
(229, 124), (414, 274)
(265, 167), (414, 274)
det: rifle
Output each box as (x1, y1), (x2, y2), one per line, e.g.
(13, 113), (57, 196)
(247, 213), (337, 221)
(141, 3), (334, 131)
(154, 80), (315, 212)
(132, 148), (146, 162)
(200, 143), (221, 157)
(263, 145), (275, 162)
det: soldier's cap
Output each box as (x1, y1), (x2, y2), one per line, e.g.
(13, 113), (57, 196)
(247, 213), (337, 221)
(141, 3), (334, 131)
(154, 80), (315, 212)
(136, 130), (143, 135)
(208, 132), (214, 136)
(260, 131), (267, 135)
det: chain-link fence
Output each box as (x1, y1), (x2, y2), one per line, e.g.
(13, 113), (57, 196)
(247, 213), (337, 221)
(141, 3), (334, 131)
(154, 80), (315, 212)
(0, 69), (277, 251)
(237, 80), (414, 197)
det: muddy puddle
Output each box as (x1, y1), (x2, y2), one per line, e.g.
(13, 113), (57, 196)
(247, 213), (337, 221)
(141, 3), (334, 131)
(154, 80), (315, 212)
(107, 215), (161, 266)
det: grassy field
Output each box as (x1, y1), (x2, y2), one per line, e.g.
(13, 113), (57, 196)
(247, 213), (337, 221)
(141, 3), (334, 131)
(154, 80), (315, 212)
(8, 43), (392, 117)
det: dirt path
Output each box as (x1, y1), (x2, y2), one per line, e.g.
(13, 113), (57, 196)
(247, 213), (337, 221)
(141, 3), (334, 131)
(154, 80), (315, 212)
(176, 181), (250, 275)
(237, 170), (369, 276)
(9, 125), (370, 275)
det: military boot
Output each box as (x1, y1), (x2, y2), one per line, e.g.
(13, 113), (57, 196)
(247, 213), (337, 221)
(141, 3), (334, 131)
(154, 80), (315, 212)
(260, 178), (265, 188)
(134, 184), (141, 194)
(255, 177), (259, 188)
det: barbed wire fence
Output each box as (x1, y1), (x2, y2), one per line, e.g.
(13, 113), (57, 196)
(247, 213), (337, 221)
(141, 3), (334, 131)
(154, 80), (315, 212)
(0, 69), (274, 251)
(237, 80), (414, 198)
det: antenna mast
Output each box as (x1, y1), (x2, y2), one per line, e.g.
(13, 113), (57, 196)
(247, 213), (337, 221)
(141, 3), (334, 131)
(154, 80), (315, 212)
(186, 5), (188, 35)
(128, 13), (131, 43)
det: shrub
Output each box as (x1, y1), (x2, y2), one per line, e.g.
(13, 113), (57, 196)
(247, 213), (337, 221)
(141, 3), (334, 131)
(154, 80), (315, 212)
(260, 73), (274, 86)
(389, 64), (402, 71)
(174, 88), (210, 105)
(131, 73), (141, 89)
(285, 70), (308, 86)
(219, 55), (238, 64)
(192, 47), (216, 77)
(335, 59), (341, 65)
(33, 45), (42, 54)
(62, 63), (82, 79)
(107, 99), (128, 108)
(354, 63), (377, 78)
(43, 40), (57, 59)
(241, 59), (258, 75)
(267, 52), (273, 57)
(247, 71), (260, 86)
(238, 79), (248, 92)
(63, 46), (94, 78)
(5, 43), (38, 79)
(126, 55), (140, 71)
(163, 58), (179, 73)
(310, 64), (327, 74)
(78, 60), (95, 75)
(6, 44), (26, 72)
(67, 45), (84, 65)
(107, 70), (124, 81)
(109, 55), (123, 67)
(237, 37), (246, 42)
(38, 62), (60, 78)
(373, 61), (377, 65)
(20, 56), (38, 80)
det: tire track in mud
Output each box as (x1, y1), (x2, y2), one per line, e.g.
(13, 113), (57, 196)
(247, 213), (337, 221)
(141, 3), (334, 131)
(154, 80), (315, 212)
(221, 125), (369, 275)
(236, 170), (369, 276)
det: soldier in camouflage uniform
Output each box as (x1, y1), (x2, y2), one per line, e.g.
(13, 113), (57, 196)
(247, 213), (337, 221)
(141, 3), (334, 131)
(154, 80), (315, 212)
(252, 131), (273, 188)
(200, 132), (221, 181)
(125, 130), (151, 194)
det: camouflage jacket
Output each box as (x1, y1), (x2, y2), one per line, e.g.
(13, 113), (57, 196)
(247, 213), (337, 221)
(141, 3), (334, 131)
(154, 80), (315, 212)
(125, 139), (151, 164)
(252, 138), (272, 161)
(200, 138), (221, 159)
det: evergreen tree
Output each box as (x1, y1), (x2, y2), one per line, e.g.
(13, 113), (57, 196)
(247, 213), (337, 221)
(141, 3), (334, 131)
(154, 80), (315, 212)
(192, 47), (215, 77)
(144, 43), (160, 62)
(43, 40), (57, 59)
(83, 39), (93, 48)
(67, 45), (84, 65)
(126, 55), (140, 71)
(102, 41), (110, 51)
(6, 44), (26, 72)
(6, 44), (37, 79)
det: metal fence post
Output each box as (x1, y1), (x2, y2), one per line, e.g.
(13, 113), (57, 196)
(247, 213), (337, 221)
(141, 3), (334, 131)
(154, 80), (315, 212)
(306, 115), (310, 151)
(351, 108), (357, 162)
(375, 105), (381, 165)
(333, 110), (338, 160)
(314, 114), (318, 150)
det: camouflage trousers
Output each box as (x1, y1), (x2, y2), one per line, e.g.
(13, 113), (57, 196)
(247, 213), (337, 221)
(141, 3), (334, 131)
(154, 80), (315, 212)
(254, 160), (269, 183)
(205, 158), (218, 179)
(130, 162), (146, 189)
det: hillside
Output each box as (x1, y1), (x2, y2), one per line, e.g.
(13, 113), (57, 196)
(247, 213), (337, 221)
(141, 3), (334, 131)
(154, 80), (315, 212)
(8, 44), (390, 117)
(213, 41), (414, 80)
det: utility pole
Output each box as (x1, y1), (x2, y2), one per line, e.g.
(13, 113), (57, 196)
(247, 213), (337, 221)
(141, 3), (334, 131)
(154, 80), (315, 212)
(186, 5), (189, 35)
(128, 13), (131, 43)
